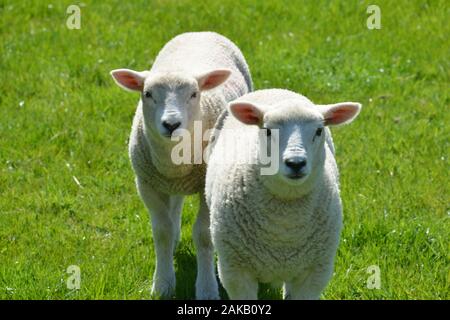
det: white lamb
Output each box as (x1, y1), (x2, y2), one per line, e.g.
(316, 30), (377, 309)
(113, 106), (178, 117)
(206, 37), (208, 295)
(205, 89), (361, 299)
(110, 32), (252, 299)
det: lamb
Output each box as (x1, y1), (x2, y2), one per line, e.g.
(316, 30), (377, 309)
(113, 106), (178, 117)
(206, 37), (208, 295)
(110, 32), (253, 299)
(205, 89), (361, 299)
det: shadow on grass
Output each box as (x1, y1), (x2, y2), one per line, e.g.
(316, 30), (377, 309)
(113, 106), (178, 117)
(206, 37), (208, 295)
(174, 246), (196, 299)
(174, 245), (281, 300)
(174, 246), (228, 300)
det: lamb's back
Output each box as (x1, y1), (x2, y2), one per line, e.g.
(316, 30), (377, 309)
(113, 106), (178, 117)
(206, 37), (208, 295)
(152, 32), (252, 92)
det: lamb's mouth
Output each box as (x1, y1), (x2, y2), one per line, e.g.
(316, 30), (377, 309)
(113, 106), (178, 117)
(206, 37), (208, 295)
(161, 130), (183, 139)
(286, 172), (307, 180)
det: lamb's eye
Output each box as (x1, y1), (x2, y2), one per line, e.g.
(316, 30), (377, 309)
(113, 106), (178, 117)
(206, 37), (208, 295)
(144, 91), (153, 99)
(315, 127), (323, 137)
(190, 92), (198, 99)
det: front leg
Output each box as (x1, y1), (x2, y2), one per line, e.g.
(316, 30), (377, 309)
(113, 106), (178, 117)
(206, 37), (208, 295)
(217, 263), (258, 300)
(136, 178), (183, 299)
(192, 192), (219, 299)
(283, 264), (333, 300)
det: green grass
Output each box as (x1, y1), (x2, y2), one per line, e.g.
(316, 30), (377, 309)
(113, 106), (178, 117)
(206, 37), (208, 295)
(0, 0), (448, 299)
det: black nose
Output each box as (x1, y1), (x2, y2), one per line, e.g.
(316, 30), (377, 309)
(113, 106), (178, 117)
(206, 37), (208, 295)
(162, 121), (181, 135)
(285, 158), (307, 172)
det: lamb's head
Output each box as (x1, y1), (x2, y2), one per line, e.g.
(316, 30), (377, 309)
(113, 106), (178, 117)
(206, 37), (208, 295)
(110, 68), (231, 139)
(229, 98), (361, 197)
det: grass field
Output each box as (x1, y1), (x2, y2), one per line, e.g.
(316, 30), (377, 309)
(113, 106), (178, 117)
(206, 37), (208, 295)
(0, 0), (448, 299)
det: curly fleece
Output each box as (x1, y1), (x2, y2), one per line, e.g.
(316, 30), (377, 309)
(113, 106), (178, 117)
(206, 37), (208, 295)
(206, 89), (343, 299)
(129, 32), (253, 195)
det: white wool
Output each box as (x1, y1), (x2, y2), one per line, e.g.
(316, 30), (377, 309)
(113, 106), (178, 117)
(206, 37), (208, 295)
(206, 89), (359, 300)
(129, 32), (252, 194)
(120, 32), (252, 300)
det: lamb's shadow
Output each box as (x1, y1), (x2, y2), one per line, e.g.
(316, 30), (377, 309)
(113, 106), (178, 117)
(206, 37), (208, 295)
(174, 246), (281, 300)
(174, 246), (228, 300)
(174, 246), (197, 299)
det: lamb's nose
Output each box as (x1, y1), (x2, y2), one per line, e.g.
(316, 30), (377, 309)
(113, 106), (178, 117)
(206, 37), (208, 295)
(162, 121), (181, 135)
(285, 158), (307, 173)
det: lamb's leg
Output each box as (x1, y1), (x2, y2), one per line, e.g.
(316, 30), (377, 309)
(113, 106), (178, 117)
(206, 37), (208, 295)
(170, 195), (184, 248)
(283, 265), (333, 300)
(136, 178), (183, 299)
(218, 263), (258, 300)
(193, 192), (219, 299)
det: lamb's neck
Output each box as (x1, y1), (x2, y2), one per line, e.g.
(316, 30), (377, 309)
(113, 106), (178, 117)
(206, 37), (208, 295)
(200, 91), (227, 131)
(143, 125), (195, 178)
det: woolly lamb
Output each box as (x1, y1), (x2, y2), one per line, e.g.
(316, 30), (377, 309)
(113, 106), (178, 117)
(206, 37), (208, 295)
(206, 89), (361, 299)
(110, 32), (252, 299)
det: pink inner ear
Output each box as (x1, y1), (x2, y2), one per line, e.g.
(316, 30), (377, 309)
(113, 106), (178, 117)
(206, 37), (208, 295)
(241, 113), (260, 124)
(199, 70), (230, 90)
(114, 72), (142, 90)
(202, 75), (222, 90)
(232, 105), (261, 125)
(203, 74), (221, 88)
(326, 106), (356, 125)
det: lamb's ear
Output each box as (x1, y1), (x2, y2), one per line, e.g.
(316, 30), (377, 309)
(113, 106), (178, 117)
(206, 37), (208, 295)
(228, 101), (264, 126)
(196, 69), (232, 91)
(110, 69), (149, 92)
(317, 102), (362, 126)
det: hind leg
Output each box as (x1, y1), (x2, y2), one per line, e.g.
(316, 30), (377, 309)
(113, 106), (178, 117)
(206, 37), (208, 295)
(193, 192), (219, 299)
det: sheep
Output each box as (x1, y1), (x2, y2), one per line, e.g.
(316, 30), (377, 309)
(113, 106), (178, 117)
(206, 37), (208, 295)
(110, 32), (253, 299)
(205, 89), (361, 300)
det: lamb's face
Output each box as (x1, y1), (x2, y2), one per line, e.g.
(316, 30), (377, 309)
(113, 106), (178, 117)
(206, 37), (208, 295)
(263, 103), (326, 186)
(229, 97), (361, 198)
(142, 74), (200, 138)
(110, 68), (231, 139)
